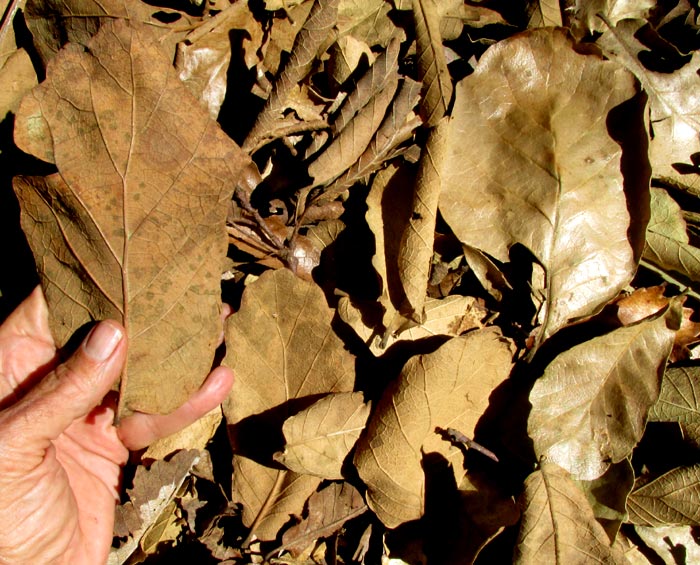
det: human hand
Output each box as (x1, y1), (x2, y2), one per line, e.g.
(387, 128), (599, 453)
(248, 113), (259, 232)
(0, 287), (234, 564)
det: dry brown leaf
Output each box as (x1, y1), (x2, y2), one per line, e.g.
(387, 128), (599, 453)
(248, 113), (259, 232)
(632, 525), (700, 564)
(440, 28), (646, 347)
(307, 65), (399, 186)
(262, 1), (314, 76)
(527, 0), (562, 28)
(649, 366), (700, 448)
(0, 48), (37, 120)
(627, 465), (700, 526)
(142, 408), (222, 462)
(243, 0), (339, 153)
(319, 78), (422, 203)
(280, 482), (367, 556)
(412, 0), (453, 126)
(275, 392), (370, 479)
(337, 0), (396, 48)
(513, 462), (629, 564)
(528, 303), (680, 481)
(354, 329), (514, 527)
(598, 20), (700, 191)
(13, 20), (246, 416)
(573, 0), (656, 34)
(222, 268), (356, 539)
(24, 0), (158, 65)
(398, 118), (449, 322)
(327, 35), (375, 87)
(111, 450), (201, 564)
(176, 0), (263, 118)
(339, 294), (485, 355)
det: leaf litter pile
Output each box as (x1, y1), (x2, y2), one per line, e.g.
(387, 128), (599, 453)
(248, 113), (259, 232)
(3, 0), (700, 562)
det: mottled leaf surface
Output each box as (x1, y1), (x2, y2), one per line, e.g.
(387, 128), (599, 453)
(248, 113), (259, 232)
(13, 20), (246, 415)
(440, 28), (645, 345)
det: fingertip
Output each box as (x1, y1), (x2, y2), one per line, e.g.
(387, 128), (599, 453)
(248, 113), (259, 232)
(203, 366), (234, 400)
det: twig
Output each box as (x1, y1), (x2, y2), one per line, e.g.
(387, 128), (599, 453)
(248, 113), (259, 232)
(0, 0), (21, 54)
(445, 427), (499, 463)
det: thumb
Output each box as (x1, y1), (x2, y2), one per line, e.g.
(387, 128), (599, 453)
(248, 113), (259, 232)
(1, 321), (126, 453)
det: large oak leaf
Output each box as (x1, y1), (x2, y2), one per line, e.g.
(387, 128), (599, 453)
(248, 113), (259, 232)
(440, 28), (648, 346)
(13, 20), (247, 415)
(354, 329), (514, 527)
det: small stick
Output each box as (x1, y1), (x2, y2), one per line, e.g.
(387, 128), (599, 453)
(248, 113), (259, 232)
(446, 427), (499, 463)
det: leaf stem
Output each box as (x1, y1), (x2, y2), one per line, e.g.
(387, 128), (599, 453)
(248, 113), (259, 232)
(639, 259), (700, 301)
(242, 469), (288, 549)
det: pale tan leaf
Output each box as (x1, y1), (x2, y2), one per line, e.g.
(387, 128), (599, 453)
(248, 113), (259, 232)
(633, 525), (700, 563)
(222, 269), (356, 538)
(280, 482), (367, 556)
(275, 392), (371, 479)
(262, 1), (314, 76)
(462, 244), (511, 302)
(440, 28), (646, 347)
(573, 0), (656, 34)
(528, 305), (679, 481)
(233, 459), (322, 541)
(644, 188), (700, 284)
(627, 465), (700, 526)
(13, 20), (246, 416)
(142, 409), (222, 462)
(337, 0), (396, 48)
(527, 0), (562, 28)
(398, 118), (449, 322)
(176, 0), (263, 118)
(140, 501), (183, 556)
(0, 49), (37, 121)
(338, 292), (485, 356)
(243, 0), (339, 152)
(354, 329), (514, 527)
(598, 19), (700, 191)
(327, 35), (375, 87)
(513, 462), (629, 564)
(412, 0), (453, 126)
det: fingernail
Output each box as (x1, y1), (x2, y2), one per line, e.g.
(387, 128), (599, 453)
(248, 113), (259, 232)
(84, 322), (123, 362)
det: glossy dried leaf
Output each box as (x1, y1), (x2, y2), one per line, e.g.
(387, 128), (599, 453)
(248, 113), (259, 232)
(598, 20), (700, 189)
(280, 482), (367, 556)
(644, 187), (700, 283)
(412, 0), (453, 126)
(354, 329), (514, 527)
(440, 28), (645, 346)
(13, 20), (246, 415)
(513, 462), (629, 564)
(528, 305), (679, 481)
(275, 392), (370, 479)
(627, 465), (700, 526)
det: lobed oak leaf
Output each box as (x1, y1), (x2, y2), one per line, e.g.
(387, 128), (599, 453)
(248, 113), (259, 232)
(13, 19), (247, 416)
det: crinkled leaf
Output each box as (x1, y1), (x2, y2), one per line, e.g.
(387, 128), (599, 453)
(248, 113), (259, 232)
(528, 304), (679, 481)
(275, 392), (370, 479)
(644, 187), (700, 284)
(598, 19), (700, 190)
(280, 482), (367, 556)
(13, 20), (246, 416)
(627, 465), (700, 526)
(398, 118), (448, 322)
(412, 0), (453, 126)
(513, 462), (629, 564)
(354, 329), (514, 527)
(440, 28), (646, 346)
